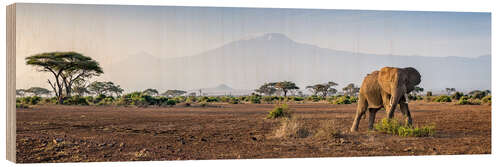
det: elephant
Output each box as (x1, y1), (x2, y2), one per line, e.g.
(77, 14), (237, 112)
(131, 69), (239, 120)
(350, 67), (421, 132)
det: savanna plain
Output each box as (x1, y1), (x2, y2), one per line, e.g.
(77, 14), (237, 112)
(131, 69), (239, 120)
(16, 102), (490, 162)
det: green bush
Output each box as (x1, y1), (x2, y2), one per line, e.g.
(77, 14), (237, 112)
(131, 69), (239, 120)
(456, 96), (481, 105)
(374, 118), (435, 137)
(481, 95), (491, 105)
(262, 96), (278, 103)
(199, 101), (208, 107)
(307, 95), (321, 102)
(266, 104), (291, 119)
(93, 94), (107, 104)
(16, 103), (29, 108)
(451, 92), (464, 100)
(166, 99), (176, 106)
(470, 90), (487, 99)
(19, 96), (42, 105)
(349, 96), (358, 103)
(228, 98), (239, 104)
(292, 96), (304, 101)
(248, 95), (261, 104)
(433, 95), (451, 102)
(334, 96), (352, 104)
(63, 96), (89, 105)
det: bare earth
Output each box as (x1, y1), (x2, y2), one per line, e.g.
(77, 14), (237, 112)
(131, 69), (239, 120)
(16, 102), (491, 163)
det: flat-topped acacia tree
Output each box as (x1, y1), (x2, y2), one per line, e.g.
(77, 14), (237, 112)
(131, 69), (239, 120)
(26, 52), (103, 104)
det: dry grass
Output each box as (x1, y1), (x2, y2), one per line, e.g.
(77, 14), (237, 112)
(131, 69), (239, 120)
(314, 120), (342, 139)
(273, 117), (310, 139)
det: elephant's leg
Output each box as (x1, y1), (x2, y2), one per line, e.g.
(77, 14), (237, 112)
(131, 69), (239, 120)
(368, 108), (379, 130)
(399, 102), (413, 127)
(351, 95), (368, 132)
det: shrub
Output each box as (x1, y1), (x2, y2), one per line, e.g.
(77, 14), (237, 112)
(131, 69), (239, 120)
(248, 95), (261, 104)
(228, 98), (239, 104)
(19, 96), (42, 105)
(166, 99), (176, 106)
(334, 96), (352, 104)
(481, 95), (491, 105)
(262, 96), (278, 103)
(63, 96), (89, 105)
(16, 103), (29, 108)
(470, 90), (487, 99)
(93, 94), (107, 104)
(374, 118), (435, 137)
(266, 104), (292, 119)
(307, 95), (321, 102)
(456, 96), (481, 105)
(451, 92), (464, 100)
(292, 96), (304, 101)
(433, 95), (451, 103)
(273, 117), (310, 138)
(349, 96), (358, 103)
(199, 101), (208, 107)
(426, 91), (433, 96)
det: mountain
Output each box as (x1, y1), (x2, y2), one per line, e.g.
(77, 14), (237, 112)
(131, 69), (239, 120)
(108, 33), (491, 93)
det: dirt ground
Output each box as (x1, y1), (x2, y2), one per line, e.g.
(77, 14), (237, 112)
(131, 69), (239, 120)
(16, 102), (491, 163)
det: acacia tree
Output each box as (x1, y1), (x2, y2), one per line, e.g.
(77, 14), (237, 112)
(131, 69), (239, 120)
(342, 83), (360, 96)
(306, 81), (338, 97)
(162, 90), (187, 97)
(143, 88), (159, 96)
(72, 78), (90, 96)
(273, 81), (299, 97)
(88, 81), (123, 97)
(16, 89), (27, 97)
(26, 87), (51, 96)
(255, 83), (277, 96)
(25, 52), (103, 104)
(445, 88), (456, 95)
(411, 86), (424, 95)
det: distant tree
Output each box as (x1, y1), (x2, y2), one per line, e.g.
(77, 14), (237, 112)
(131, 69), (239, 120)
(188, 92), (196, 97)
(143, 88), (159, 96)
(88, 81), (108, 95)
(16, 89), (27, 97)
(255, 83), (277, 96)
(426, 91), (433, 96)
(25, 52), (103, 104)
(342, 83), (360, 96)
(297, 91), (304, 97)
(71, 78), (89, 96)
(108, 84), (124, 97)
(306, 81), (338, 97)
(445, 88), (456, 95)
(88, 81), (123, 97)
(26, 87), (51, 96)
(273, 81), (299, 97)
(411, 86), (424, 95)
(162, 90), (187, 97)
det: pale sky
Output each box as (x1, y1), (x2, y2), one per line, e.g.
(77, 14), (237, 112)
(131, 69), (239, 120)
(15, 3), (491, 91)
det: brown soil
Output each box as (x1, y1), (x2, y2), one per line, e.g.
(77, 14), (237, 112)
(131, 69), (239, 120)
(16, 102), (491, 163)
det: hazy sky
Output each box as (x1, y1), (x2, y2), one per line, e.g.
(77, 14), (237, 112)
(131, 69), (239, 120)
(15, 3), (491, 91)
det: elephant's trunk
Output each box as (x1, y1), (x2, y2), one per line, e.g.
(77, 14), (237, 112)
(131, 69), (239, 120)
(388, 84), (406, 118)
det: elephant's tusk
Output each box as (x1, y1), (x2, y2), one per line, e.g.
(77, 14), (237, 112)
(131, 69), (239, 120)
(404, 94), (409, 104)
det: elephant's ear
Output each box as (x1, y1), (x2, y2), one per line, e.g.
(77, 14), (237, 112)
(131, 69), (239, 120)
(377, 67), (396, 93)
(403, 67), (421, 92)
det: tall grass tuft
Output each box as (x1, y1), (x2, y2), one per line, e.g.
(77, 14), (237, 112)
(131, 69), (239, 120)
(374, 118), (435, 137)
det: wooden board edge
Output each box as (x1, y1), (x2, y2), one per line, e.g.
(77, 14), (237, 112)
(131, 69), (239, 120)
(6, 3), (17, 163)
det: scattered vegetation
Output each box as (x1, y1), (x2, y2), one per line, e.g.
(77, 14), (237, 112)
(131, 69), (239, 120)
(314, 120), (342, 139)
(266, 104), (292, 119)
(273, 117), (310, 138)
(433, 95), (452, 103)
(374, 118), (435, 137)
